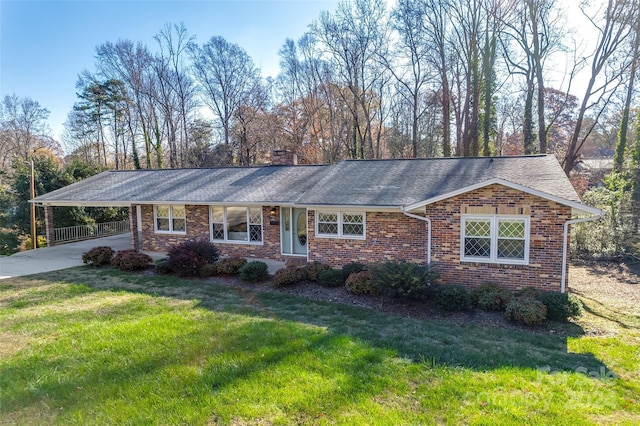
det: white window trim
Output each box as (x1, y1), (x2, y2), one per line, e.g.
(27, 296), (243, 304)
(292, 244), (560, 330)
(209, 206), (263, 245)
(154, 204), (187, 235)
(315, 211), (366, 240)
(460, 215), (530, 265)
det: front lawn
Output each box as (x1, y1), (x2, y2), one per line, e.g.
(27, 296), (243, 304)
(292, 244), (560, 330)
(0, 266), (638, 425)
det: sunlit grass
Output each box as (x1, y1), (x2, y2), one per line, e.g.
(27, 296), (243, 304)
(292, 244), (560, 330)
(0, 268), (638, 425)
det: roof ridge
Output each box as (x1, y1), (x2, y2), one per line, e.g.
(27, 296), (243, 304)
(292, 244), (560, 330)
(340, 154), (550, 163)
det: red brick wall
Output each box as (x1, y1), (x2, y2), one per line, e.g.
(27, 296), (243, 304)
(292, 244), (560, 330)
(426, 184), (571, 292)
(140, 205), (284, 260)
(138, 185), (571, 291)
(307, 211), (427, 267)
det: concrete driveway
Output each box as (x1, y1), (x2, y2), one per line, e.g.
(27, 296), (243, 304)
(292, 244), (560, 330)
(0, 233), (286, 279)
(0, 233), (138, 279)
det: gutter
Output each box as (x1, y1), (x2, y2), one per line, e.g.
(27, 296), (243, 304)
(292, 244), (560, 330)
(561, 215), (602, 293)
(401, 210), (431, 266)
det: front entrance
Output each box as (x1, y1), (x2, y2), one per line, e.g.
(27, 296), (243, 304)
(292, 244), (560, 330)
(281, 207), (307, 256)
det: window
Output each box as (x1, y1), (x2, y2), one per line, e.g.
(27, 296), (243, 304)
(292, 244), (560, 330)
(154, 205), (186, 234)
(210, 206), (263, 244)
(461, 215), (529, 264)
(316, 211), (365, 239)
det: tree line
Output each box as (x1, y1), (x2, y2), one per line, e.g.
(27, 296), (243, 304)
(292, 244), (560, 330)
(1, 0), (639, 257)
(1, 0), (638, 176)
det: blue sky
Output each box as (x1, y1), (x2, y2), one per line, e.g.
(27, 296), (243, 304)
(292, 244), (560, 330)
(0, 0), (340, 141)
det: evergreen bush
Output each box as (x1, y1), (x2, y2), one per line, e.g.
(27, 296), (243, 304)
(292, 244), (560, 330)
(82, 246), (114, 266)
(239, 261), (269, 282)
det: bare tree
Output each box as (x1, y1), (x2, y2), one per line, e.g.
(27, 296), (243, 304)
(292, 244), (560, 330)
(563, 0), (639, 174)
(0, 94), (51, 171)
(387, 0), (434, 158)
(190, 36), (261, 163)
(312, 0), (390, 159)
(613, 0), (640, 171)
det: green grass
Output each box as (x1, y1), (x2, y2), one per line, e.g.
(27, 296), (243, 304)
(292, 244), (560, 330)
(0, 268), (638, 425)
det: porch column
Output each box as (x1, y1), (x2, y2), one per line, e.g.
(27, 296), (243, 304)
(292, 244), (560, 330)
(129, 205), (139, 251)
(44, 205), (55, 247)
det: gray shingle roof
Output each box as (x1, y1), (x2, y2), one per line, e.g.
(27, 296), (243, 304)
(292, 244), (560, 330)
(34, 155), (582, 208)
(34, 165), (327, 205)
(296, 155), (581, 206)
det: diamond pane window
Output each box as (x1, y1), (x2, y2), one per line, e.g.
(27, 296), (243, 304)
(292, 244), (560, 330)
(461, 216), (529, 264)
(212, 223), (225, 240)
(155, 205), (186, 234)
(156, 218), (170, 231)
(464, 237), (491, 257)
(318, 222), (339, 234)
(498, 239), (525, 259)
(342, 213), (364, 236)
(209, 206), (262, 244)
(498, 220), (525, 238)
(317, 211), (365, 238)
(317, 212), (339, 236)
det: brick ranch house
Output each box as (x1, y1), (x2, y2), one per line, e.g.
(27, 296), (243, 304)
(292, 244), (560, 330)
(32, 152), (601, 293)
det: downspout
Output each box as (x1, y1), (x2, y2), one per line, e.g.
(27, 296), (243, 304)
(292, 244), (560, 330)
(402, 211), (431, 266)
(561, 216), (601, 293)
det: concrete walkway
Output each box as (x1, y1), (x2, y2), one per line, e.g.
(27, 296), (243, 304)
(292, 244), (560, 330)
(0, 233), (286, 279)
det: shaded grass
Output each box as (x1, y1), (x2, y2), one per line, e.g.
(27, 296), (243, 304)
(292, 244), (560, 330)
(0, 267), (638, 425)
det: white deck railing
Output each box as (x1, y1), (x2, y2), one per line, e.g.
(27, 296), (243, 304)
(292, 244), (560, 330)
(53, 220), (130, 244)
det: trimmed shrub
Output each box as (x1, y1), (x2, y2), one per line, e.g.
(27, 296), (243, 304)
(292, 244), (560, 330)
(239, 261), (269, 282)
(371, 261), (439, 300)
(216, 257), (247, 275)
(505, 297), (547, 325)
(317, 269), (344, 288)
(155, 258), (171, 275)
(537, 291), (583, 321)
(516, 287), (541, 300)
(301, 261), (331, 281)
(111, 250), (153, 271)
(82, 246), (114, 266)
(341, 262), (367, 281)
(434, 285), (471, 311)
(345, 270), (377, 295)
(199, 263), (218, 278)
(471, 283), (513, 312)
(166, 239), (221, 277)
(274, 267), (302, 287)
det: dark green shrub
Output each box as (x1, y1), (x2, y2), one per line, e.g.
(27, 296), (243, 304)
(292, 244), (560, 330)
(199, 263), (218, 277)
(471, 283), (513, 311)
(371, 261), (439, 300)
(516, 287), (541, 300)
(434, 285), (471, 311)
(155, 258), (171, 275)
(111, 250), (153, 271)
(216, 257), (247, 275)
(301, 261), (332, 281)
(82, 246), (114, 266)
(505, 297), (547, 325)
(239, 261), (269, 282)
(274, 267), (301, 287)
(166, 239), (221, 277)
(345, 270), (377, 295)
(537, 291), (582, 321)
(318, 268), (344, 288)
(341, 262), (367, 281)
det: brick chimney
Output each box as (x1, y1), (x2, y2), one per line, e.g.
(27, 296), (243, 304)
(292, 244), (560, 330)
(271, 149), (298, 166)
